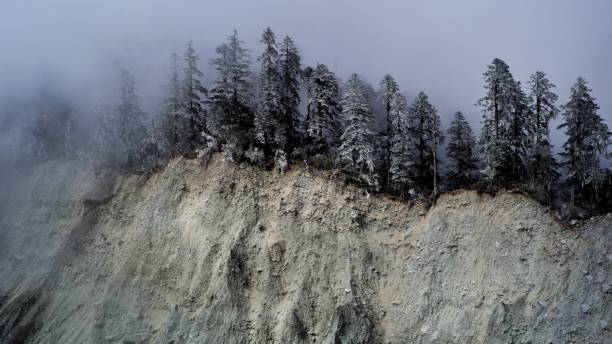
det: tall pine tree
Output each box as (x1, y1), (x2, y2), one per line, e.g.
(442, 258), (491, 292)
(117, 68), (147, 167)
(209, 29), (253, 148)
(338, 73), (377, 186)
(179, 41), (207, 156)
(254, 27), (281, 154)
(406, 91), (442, 196)
(526, 71), (559, 196)
(158, 53), (182, 157)
(446, 111), (478, 189)
(303, 63), (341, 157)
(302, 66), (314, 136)
(378, 74), (399, 190)
(388, 92), (413, 195)
(477, 58), (526, 184)
(558, 77), (611, 205)
(95, 68), (147, 168)
(508, 80), (530, 181)
(278, 35), (302, 153)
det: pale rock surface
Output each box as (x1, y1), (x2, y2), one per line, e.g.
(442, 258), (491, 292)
(0, 155), (610, 343)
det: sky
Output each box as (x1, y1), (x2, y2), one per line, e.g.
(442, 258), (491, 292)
(1, 0), (611, 149)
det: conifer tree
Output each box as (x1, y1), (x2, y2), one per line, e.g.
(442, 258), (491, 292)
(158, 53), (182, 156)
(388, 92), (413, 194)
(558, 77), (611, 204)
(278, 35), (302, 153)
(446, 111), (478, 188)
(406, 91), (442, 195)
(302, 66), (315, 134)
(95, 68), (147, 168)
(378, 74), (399, 190)
(526, 71), (559, 194)
(117, 69), (148, 167)
(254, 27), (281, 153)
(303, 64), (341, 157)
(507, 80), (530, 180)
(477, 58), (524, 184)
(179, 41), (207, 156)
(338, 73), (377, 185)
(209, 30), (253, 148)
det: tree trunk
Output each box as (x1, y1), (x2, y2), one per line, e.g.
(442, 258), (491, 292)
(384, 101), (391, 192)
(432, 129), (438, 197)
(494, 83), (499, 139)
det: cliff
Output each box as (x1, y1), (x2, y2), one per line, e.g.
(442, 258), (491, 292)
(0, 155), (610, 343)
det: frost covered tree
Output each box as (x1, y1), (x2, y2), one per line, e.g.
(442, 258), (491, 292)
(526, 71), (559, 195)
(446, 111), (478, 189)
(477, 58), (527, 184)
(157, 53), (182, 157)
(338, 73), (377, 186)
(388, 92), (414, 194)
(254, 27), (281, 154)
(179, 41), (207, 156)
(558, 77), (611, 205)
(95, 68), (147, 168)
(477, 58), (510, 183)
(303, 63), (341, 158)
(302, 66), (314, 127)
(378, 74), (399, 190)
(504, 80), (530, 181)
(406, 91), (442, 195)
(116, 69), (148, 167)
(278, 35), (302, 153)
(208, 30), (253, 150)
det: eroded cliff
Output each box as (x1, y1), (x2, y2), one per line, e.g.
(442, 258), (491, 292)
(0, 156), (610, 343)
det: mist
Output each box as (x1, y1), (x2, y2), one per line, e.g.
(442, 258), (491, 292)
(1, 0), (611, 157)
(2, 3), (612, 340)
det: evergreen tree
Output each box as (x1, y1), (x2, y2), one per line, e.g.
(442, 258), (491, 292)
(303, 63), (341, 157)
(378, 74), (399, 190)
(302, 66), (314, 132)
(477, 58), (525, 184)
(209, 30), (253, 148)
(446, 111), (478, 188)
(508, 80), (530, 180)
(179, 41), (207, 156)
(388, 92), (413, 194)
(117, 69), (148, 167)
(338, 73), (377, 185)
(158, 53), (182, 157)
(406, 91), (442, 195)
(278, 35), (302, 153)
(95, 68), (147, 168)
(254, 27), (281, 154)
(526, 71), (559, 195)
(558, 77), (611, 205)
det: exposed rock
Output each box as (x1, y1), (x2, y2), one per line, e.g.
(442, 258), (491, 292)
(0, 155), (610, 343)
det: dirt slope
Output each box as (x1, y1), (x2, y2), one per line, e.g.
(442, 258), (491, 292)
(0, 155), (610, 343)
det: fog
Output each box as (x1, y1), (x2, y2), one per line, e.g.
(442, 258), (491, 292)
(1, 0), (611, 151)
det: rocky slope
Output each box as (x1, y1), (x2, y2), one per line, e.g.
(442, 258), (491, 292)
(0, 155), (610, 344)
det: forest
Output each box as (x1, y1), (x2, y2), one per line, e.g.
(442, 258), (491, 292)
(2, 28), (611, 218)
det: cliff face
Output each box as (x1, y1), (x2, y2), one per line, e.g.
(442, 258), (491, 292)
(0, 155), (610, 344)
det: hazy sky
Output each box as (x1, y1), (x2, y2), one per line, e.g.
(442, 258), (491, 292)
(1, 0), (611, 148)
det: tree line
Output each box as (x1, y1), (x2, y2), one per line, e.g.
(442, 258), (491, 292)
(7, 28), (611, 218)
